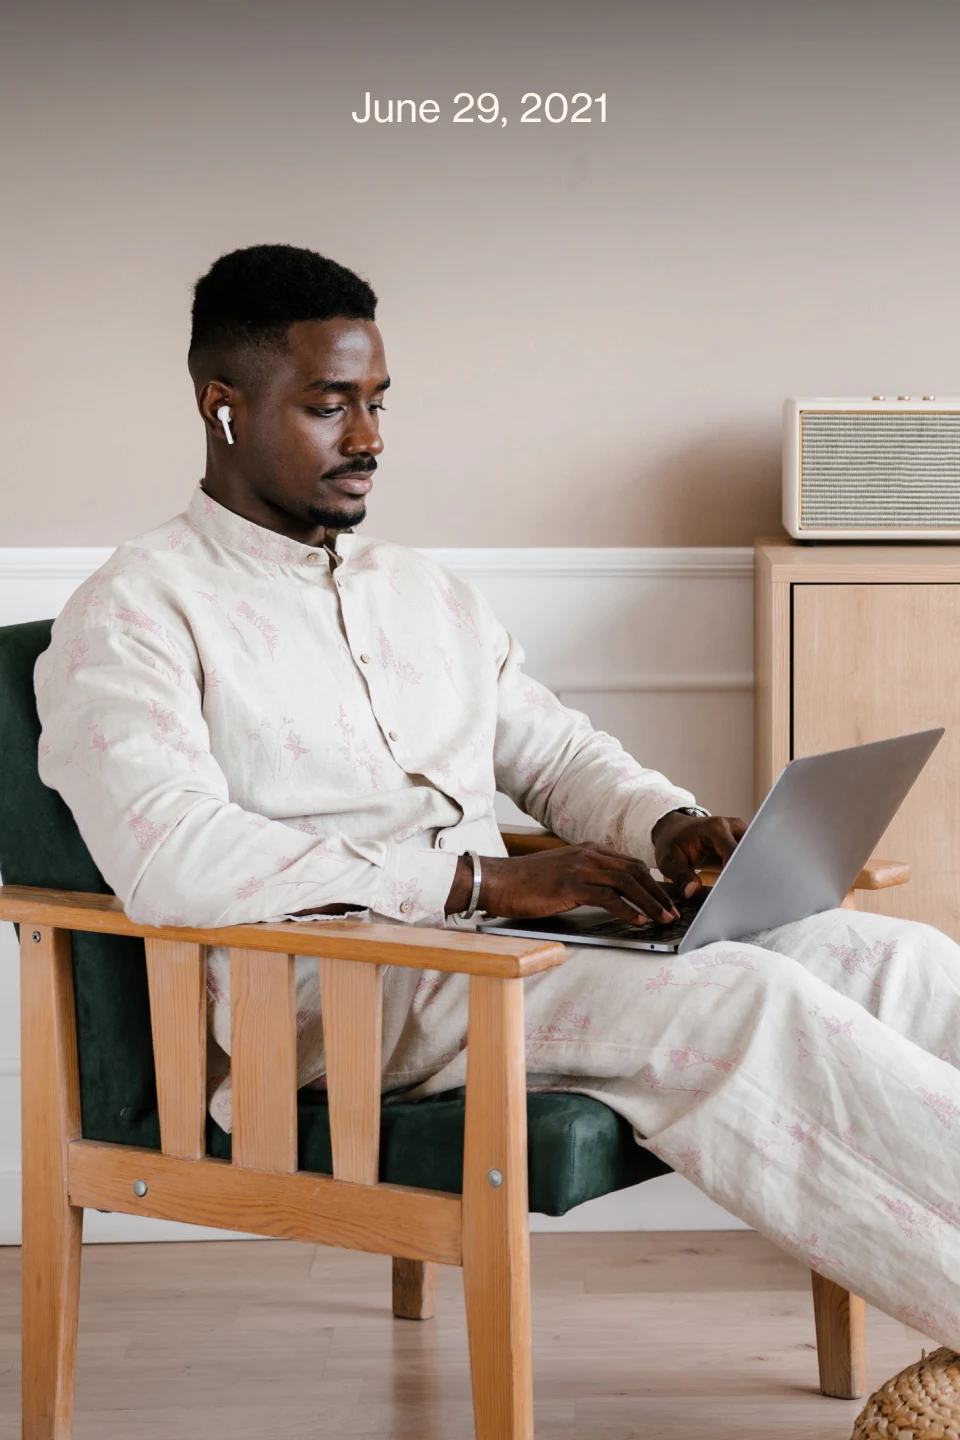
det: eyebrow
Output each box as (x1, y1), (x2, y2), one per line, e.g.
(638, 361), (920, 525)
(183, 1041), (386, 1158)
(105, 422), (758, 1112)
(302, 376), (391, 394)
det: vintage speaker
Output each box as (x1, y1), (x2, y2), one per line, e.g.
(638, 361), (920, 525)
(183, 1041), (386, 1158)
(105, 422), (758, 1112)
(783, 397), (960, 540)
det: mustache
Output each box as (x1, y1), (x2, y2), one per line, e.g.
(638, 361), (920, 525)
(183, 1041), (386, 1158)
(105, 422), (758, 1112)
(322, 457), (378, 479)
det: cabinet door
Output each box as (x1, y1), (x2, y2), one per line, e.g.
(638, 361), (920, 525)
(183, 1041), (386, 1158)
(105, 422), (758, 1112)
(793, 584), (960, 938)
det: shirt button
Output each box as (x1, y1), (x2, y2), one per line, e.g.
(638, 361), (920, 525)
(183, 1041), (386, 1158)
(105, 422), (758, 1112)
(388, 730), (398, 741)
(399, 901), (412, 914)
(359, 652), (371, 664)
(437, 836), (446, 849)
(306, 552), (320, 565)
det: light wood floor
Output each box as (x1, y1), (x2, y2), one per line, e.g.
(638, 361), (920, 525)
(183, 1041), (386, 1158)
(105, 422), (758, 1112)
(0, 1231), (929, 1438)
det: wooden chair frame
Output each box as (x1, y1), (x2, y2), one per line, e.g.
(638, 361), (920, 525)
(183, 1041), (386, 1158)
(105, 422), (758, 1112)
(1, 836), (911, 1439)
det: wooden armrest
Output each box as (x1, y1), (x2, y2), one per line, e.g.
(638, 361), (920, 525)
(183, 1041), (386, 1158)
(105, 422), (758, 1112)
(697, 859), (911, 890)
(850, 860), (911, 890)
(499, 824), (568, 856)
(0, 885), (564, 979)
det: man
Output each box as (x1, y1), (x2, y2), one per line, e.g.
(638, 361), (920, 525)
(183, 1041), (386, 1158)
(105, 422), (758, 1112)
(36, 244), (960, 1358)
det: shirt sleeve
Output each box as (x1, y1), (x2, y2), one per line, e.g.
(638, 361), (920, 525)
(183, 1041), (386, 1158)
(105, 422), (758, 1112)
(488, 611), (698, 869)
(34, 618), (459, 928)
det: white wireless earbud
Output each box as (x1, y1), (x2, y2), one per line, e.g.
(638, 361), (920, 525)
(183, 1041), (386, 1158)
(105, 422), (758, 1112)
(216, 404), (235, 445)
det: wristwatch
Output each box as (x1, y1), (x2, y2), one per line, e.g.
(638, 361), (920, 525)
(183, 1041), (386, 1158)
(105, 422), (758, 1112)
(672, 806), (711, 819)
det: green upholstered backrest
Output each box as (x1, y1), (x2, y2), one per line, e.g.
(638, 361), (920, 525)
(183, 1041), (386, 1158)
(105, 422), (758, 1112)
(0, 619), (671, 1215)
(0, 620), (160, 1146)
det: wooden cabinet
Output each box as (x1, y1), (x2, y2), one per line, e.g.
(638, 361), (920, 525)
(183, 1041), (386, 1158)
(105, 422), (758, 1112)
(755, 540), (960, 938)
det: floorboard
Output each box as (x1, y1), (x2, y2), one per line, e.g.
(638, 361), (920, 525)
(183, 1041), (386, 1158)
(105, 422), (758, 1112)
(0, 1231), (927, 1437)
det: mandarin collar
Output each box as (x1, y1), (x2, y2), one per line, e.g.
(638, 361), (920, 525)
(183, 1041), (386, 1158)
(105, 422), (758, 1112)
(187, 486), (357, 571)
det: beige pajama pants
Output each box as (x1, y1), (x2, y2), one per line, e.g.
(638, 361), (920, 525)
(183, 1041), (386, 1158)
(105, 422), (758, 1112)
(208, 906), (960, 1350)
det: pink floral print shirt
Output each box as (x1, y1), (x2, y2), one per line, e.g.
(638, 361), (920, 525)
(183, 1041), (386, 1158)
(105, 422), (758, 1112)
(34, 486), (697, 928)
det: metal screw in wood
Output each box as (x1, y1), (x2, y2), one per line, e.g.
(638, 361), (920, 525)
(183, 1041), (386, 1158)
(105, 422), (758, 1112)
(853, 1347), (960, 1438)
(132, 1180), (148, 1198)
(31, 931), (40, 943)
(487, 1168), (503, 1187)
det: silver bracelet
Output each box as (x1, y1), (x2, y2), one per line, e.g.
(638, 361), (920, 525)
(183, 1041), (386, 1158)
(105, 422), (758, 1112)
(460, 850), (483, 920)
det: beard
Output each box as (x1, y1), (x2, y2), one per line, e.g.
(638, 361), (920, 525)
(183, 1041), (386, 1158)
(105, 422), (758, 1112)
(304, 500), (367, 531)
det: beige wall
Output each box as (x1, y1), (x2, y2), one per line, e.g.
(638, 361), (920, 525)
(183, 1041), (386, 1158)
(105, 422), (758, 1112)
(3, 0), (960, 548)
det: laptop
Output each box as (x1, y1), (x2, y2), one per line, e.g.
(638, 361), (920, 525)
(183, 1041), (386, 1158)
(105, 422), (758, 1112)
(479, 730), (943, 954)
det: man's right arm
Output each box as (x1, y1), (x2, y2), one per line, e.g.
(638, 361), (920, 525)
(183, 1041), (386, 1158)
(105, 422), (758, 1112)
(35, 616), (458, 928)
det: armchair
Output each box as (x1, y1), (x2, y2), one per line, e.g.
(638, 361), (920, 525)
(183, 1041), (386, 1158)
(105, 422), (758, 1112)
(0, 618), (911, 1439)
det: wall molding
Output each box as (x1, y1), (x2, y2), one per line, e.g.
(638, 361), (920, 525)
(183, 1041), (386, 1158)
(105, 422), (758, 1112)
(422, 547), (754, 580)
(557, 673), (753, 695)
(0, 545), (755, 585)
(0, 547), (115, 581)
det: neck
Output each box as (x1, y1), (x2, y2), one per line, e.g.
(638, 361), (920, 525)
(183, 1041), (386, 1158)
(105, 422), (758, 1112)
(200, 472), (339, 550)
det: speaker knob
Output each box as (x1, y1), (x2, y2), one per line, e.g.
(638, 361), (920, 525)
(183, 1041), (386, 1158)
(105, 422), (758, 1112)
(923, 395), (937, 401)
(872, 395), (886, 401)
(897, 395), (911, 400)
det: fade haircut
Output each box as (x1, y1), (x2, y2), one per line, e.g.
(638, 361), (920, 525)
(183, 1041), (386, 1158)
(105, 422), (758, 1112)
(188, 244), (378, 382)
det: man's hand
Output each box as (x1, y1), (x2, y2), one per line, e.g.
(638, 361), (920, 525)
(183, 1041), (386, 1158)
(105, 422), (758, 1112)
(652, 811), (747, 899)
(445, 845), (681, 927)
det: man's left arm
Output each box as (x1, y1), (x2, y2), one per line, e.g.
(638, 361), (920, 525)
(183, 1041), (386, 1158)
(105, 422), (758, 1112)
(491, 623), (744, 888)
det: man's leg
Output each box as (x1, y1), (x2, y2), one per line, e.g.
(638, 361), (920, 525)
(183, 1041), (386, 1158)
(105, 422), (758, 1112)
(751, 906), (960, 1063)
(399, 927), (960, 1350)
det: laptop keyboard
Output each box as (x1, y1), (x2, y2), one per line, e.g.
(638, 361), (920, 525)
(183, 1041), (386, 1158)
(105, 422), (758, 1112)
(585, 888), (708, 945)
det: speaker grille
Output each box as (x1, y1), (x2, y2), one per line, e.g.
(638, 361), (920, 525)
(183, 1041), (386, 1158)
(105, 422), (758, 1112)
(800, 411), (960, 528)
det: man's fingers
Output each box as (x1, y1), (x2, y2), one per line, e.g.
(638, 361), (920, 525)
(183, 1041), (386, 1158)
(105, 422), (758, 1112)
(707, 817), (740, 865)
(587, 886), (654, 926)
(581, 851), (678, 913)
(585, 871), (675, 923)
(658, 850), (701, 900)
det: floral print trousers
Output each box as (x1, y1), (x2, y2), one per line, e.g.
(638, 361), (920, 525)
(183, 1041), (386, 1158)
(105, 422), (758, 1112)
(210, 905), (960, 1349)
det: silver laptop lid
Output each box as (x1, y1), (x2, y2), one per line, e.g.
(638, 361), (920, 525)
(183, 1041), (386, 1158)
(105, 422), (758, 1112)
(678, 729), (943, 953)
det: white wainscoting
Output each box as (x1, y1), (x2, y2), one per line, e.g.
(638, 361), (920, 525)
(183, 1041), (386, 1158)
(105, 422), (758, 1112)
(0, 545), (754, 1243)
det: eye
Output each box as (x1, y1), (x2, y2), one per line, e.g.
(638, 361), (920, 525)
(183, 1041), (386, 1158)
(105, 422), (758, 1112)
(370, 403), (387, 413)
(306, 406), (343, 418)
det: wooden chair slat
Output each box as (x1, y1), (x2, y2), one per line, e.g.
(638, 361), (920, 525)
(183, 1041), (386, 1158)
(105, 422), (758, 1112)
(145, 940), (207, 1160)
(462, 974), (534, 1439)
(392, 1257), (438, 1320)
(230, 949), (297, 1173)
(20, 925), (83, 1438)
(67, 1140), (462, 1264)
(319, 959), (383, 1185)
(811, 1271), (867, 1399)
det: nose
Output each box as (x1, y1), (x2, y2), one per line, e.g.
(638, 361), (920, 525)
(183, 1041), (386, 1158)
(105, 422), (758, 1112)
(341, 407), (384, 459)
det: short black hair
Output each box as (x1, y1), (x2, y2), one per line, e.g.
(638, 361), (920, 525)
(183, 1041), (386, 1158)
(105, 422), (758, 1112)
(189, 244), (377, 369)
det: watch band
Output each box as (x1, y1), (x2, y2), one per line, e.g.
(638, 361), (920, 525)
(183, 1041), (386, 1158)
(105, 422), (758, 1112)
(674, 805), (711, 819)
(460, 851), (483, 920)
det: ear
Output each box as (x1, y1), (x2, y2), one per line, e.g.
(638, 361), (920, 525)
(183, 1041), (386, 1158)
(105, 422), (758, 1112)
(197, 380), (240, 444)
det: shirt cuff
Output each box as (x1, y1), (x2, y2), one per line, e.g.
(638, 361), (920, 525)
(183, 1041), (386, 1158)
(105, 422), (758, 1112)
(373, 844), (462, 925)
(629, 788), (700, 869)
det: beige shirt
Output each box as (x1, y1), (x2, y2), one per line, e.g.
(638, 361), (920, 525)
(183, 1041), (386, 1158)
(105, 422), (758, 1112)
(34, 486), (697, 931)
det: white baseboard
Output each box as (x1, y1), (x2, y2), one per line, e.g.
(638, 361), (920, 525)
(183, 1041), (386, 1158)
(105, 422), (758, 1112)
(0, 544), (754, 1240)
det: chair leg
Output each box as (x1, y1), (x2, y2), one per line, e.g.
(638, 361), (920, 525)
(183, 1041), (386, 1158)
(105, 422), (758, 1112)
(811, 1270), (867, 1399)
(462, 975), (534, 1440)
(392, 1258), (438, 1320)
(20, 925), (84, 1439)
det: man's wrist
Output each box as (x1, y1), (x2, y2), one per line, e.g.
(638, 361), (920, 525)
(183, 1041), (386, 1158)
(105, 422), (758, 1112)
(445, 854), (475, 915)
(444, 854), (506, 916)
(653, 805), (709, 839)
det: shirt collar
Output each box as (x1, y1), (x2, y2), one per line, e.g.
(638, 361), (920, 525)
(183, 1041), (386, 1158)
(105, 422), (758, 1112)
(187, 485), (357, 571)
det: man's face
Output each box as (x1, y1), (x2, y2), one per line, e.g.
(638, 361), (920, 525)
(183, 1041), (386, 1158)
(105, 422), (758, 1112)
(236, 318), (388, 535)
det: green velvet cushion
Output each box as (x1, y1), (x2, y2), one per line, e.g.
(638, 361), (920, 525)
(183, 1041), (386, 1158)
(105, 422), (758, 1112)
(208, 1088), (669, 1214)
(0, 619), (670, 1215)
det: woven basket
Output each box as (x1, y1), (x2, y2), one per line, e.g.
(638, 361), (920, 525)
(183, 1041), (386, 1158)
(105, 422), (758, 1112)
(852, 1348), (960, 1438)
